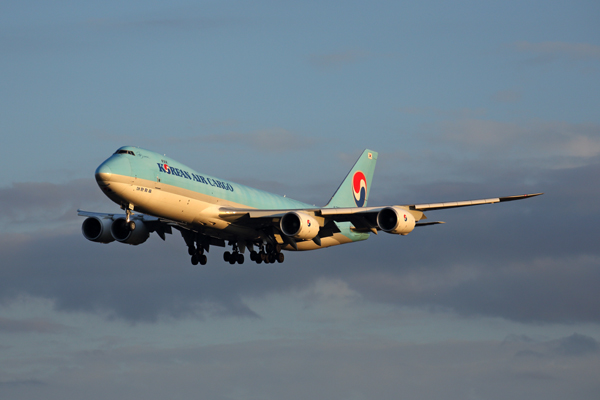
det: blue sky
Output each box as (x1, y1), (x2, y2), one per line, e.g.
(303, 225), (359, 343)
(1, 1), (600, 399)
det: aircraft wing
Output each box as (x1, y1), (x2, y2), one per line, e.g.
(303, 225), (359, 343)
(409, 192), (543, 211)
(78, 210), (165, 223)
(219, 192), (543, 234)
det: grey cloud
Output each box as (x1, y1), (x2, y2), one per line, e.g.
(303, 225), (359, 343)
(334, 161), (600, 323)
(0, 317), (67, 334)
(0, 229), (317, 322)
(0, 180), (103, 224)
(5, 335), (599, 400)
(0, 378), (47, 388)
(0, 157), (598, 323)
(511, 333), (599, 359)
(552, 333), (599, 356)
(514, 349), (545, 358)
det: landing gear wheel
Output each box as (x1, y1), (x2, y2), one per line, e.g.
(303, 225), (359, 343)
(229, 252), (237, 264)
(277, 253), (284, 263)
(237, 253), (244, 264)
(199, 254), (207, 265)
(268, 253), (276, 263)
(191, 254), (199, 265)
(223, 251), (231, 262)
(188, 247), (195, 256)
(250, 251), (258, 261)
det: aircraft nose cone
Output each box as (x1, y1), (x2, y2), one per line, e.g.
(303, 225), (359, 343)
(95, 162), (112, 186)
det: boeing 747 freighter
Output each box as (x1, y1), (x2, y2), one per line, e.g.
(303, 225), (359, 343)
(79, 147), (541, 265)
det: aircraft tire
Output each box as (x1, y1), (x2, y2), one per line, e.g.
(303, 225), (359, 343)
(277, 253), (284, 263)
(229, 253), (237, 264)
(255, 257), (262, 264)
(199, 254), (207, 265)
(237, 253), (244, 264)
(268, 253), (276, 263)
(191, 254), (198, 265)
(223, 251), (231, 262)
(250, 251), (258, 261)
(188, 247), (195, 255)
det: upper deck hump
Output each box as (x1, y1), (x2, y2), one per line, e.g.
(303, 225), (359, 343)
(124, 147), (311, 210)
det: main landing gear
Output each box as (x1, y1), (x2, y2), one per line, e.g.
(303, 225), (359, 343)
(183, 233), (287, 266)
(248, 243), (284, 265)
(222, 243), (285, 265)
(223, 250), (244, 264)
(189, 245), (207, 265)
(223, 241), (246, 264)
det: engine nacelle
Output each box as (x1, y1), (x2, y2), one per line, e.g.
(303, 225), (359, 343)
(110, 217), (150, 245)
(82, 216), (115, 243)
(280, 211), (320, 240)
(377, 207), (416, 235)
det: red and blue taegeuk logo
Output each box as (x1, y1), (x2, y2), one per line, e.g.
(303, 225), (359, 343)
(352, 170), (367, 207)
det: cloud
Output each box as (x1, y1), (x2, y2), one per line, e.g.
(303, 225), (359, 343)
(0, 179), (112, 233)
(0, 378), (47, 388)
(512, 41), (600, 64)
(552, 333), (599, 356)
(0, 152), (598, 324)
(4, 334), (599, 400)
(0, 317), (67, 334)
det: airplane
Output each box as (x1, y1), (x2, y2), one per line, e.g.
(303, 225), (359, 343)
(78, 146), (542, 265)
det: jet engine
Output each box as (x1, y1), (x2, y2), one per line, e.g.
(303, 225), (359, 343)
(110, 217), (150, 245)
(82, 216), (115, 243)
(377, 207), (416, 235)
(280, 211), (320, 240)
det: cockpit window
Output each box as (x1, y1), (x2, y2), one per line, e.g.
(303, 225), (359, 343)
(115, 150), (135, 156)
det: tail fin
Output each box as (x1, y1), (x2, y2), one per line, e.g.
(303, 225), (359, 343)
(325, 149), (378, 208)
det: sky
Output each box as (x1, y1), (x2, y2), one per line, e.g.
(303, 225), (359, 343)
(1, 0), (600, 399)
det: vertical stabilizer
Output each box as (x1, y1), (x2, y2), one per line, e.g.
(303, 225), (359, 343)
(325, 149), (378, 208)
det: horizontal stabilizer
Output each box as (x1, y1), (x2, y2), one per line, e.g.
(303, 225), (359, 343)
(415, 221), (445, 227)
